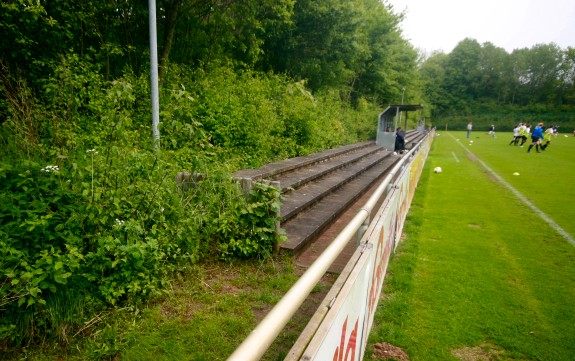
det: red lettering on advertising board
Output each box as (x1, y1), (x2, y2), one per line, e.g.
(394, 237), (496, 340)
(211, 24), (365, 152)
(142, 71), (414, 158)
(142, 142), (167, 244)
(367, 217), (394, 318)
(368, 226), (385, 317)
(332, 317), (359, 361)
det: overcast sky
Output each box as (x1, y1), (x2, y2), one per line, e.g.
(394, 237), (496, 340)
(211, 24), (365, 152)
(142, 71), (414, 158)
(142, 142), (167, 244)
(385, 0), (575, 54)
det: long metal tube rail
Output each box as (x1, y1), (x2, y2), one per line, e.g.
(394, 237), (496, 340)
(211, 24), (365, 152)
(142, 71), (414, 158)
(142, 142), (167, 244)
(226, 135), (428, 361)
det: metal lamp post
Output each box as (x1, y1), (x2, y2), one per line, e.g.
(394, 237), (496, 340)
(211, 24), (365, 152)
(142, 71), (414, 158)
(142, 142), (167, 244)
(149, 0), (160, 150)
(397, 88), (406, 129)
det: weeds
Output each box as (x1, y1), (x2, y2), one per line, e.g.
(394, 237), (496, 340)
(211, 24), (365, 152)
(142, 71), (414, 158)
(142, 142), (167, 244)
(0, 47), (380, 352)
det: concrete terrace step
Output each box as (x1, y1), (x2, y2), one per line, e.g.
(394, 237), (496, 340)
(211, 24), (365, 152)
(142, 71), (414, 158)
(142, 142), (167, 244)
(280, 154), (399, 252)
(232, 138), (415, 254)
(233, 141), (374, 181)
(405, 131), (426, 149)
(280, 149), (391, 222)
(274, 143), (384, 193)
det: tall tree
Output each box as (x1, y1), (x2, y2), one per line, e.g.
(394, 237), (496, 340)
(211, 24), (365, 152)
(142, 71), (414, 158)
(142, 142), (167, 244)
(163, 0), (294, 69)
(558, 47), (575, 104)
(419, 51), (451, 114)
(277, 0), (371, 91)
(524, 43), (563, 104)
(476, 42), (510, 102)
(352, 0), (419, 105)
(443, 38), (482, 110)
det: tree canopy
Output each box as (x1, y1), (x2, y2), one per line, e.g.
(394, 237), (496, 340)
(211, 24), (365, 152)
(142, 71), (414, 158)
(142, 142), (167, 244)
(420, 38), (575, 128)
(1, 0), (419, 107)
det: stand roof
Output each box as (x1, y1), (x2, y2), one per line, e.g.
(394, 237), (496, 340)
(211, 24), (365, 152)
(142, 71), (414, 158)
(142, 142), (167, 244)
(381, 104), (423, 117)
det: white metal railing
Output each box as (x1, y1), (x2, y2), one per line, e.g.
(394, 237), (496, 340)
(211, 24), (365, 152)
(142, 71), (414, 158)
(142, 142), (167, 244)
(226, 135), (428, 361)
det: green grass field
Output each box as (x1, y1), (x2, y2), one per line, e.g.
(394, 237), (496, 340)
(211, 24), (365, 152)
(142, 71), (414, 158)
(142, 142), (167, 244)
(366, 130), (575, 361)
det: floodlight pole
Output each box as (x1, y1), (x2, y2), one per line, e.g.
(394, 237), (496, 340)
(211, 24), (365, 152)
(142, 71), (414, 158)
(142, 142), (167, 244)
(149, 0), (160, 150)
(398, 87), (406, 129)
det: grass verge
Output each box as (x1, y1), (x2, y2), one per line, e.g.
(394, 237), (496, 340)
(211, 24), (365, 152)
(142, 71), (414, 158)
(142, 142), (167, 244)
(2, 255), (337, 361)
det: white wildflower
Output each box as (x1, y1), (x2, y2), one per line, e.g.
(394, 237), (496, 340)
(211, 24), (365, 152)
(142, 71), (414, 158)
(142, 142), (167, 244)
(86, 149), (99, 154)
(41, 165), (59, 173)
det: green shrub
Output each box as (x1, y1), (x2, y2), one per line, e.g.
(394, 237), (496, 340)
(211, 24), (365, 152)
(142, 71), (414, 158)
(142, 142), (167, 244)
(160, 64), (378, 168)
(0, 147), (286, 344)
(217, 182), (285, 260)
(0, 150), (189, 341)
(0, 54), (379, 346)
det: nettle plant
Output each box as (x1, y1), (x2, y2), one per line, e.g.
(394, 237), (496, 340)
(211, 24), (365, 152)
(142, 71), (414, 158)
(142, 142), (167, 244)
(217, 181), (285, 260)
(0, 148), (190, 338)
(0, 150), (286, 342)
(1, 57), (286, 343)
(172, 167), (286, 261)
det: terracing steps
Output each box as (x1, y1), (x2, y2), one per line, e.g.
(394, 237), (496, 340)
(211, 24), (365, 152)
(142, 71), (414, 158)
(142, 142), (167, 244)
(280, 151), (398, 251)
(234, 141), (401, 253)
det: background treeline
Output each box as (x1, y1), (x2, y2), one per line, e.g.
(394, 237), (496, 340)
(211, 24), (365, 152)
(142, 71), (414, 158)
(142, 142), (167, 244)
(1, 0), (574, 351)
(420, 38), (575, 131)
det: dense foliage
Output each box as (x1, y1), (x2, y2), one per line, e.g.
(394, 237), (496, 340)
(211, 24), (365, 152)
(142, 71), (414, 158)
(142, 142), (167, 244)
(1, 0), (418, 346)
(0, 0), (418, 105)
(0, 56), (386, 345)
(2, 0), (572, 354)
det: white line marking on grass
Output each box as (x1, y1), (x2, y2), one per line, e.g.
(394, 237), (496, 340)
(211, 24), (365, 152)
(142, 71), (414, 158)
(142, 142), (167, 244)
(448, 133), (575, 247)
(452, 152), (460, 163)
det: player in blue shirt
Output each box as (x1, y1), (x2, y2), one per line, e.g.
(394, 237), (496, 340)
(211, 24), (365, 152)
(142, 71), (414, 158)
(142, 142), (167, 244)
(527, 123), (544, 153)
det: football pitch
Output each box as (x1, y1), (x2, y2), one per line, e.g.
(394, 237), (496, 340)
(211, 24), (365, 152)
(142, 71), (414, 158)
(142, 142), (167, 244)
(366, 130), (575, 361)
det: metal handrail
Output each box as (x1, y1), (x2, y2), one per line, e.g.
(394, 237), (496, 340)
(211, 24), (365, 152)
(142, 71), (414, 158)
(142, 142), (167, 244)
(226, 138), (425, 361)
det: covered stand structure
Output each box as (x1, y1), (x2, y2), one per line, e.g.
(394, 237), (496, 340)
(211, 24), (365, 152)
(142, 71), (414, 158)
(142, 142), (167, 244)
(376, 104), (424, 151)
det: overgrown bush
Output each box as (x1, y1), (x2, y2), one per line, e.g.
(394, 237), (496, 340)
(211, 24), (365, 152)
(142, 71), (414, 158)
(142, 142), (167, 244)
(217, 182), (285, 259)
(0, 54), (375, 346)
(0, 151), (185, 341)
(161, 64), (379, 168)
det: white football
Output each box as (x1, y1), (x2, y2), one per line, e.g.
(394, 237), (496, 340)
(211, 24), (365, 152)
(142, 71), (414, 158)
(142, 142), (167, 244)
(434, 167), (442, 173)
(470, 140), (474, 143)
(513, 172), (520, 176)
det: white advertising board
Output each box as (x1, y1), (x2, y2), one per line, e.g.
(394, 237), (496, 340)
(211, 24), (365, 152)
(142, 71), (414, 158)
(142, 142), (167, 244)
(301, 245), (372, 361)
